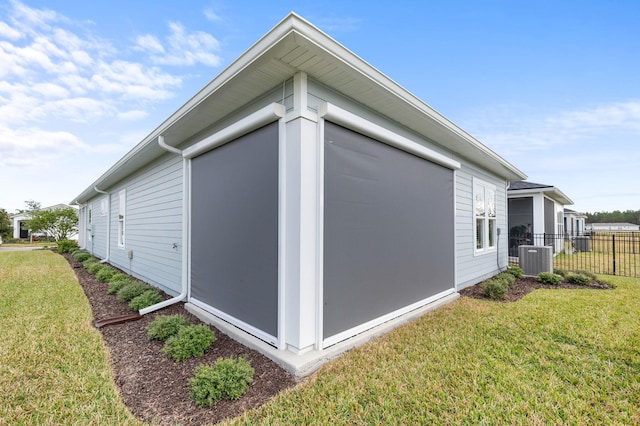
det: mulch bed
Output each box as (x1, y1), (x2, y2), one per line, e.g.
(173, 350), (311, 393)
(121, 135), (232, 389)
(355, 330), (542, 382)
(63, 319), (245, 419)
(459, 275), (614, 302)
(63, 253), (296, 426)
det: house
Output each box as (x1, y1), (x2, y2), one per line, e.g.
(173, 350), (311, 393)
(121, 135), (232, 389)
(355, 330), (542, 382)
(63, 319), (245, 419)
(71, 13), (526, 376)
(586, 223), (640, 232)
(10, 204), (76, 240)
(564, 208), (587, 236)
(507, 180), (573, 255)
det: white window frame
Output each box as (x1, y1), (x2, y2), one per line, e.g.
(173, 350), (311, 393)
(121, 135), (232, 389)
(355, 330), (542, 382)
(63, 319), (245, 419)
(473, 178), (497, 254)
(87, 205), (93, 242)
(118, 189), (126, 248)
(100, 197), (108, 216)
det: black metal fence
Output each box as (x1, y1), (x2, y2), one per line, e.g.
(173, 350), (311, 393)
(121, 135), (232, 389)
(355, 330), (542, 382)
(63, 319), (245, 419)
(509, 232), (640, 278)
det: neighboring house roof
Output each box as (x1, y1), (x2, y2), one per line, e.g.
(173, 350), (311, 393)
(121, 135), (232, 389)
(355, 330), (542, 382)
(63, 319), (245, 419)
(564, 208), (587, 218)
(587, 222), (639, 228)
(9, 204), (76, 219)
(72, 12), (526, 205)
(508, 180), (573, 205)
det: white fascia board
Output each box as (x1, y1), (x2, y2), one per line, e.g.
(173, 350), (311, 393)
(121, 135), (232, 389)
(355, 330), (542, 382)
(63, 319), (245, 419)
(319, 102), (461, 170)
(287, 14), (525, 180)
(508, 187), (573, 206)
(183, 103), (285, 159)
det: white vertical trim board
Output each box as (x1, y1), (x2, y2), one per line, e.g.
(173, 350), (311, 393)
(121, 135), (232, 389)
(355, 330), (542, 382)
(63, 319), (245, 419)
(186, 159), (193, 302)
(453, 170), (459, 290)
(277, 116), (287, 351)
(316, 117), (325, 351)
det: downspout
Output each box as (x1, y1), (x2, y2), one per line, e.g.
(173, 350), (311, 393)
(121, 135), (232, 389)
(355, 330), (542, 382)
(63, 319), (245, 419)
(94, 187), (110, 263)
(138, 135), (189, 315)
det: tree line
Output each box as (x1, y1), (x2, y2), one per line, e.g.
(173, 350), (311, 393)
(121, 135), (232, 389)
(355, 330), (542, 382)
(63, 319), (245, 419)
(585, 210), (640, 225)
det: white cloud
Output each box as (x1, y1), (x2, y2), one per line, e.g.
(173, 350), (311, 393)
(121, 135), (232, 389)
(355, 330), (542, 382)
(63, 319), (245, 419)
(135, 21), (222, 67)
(0, 125), (87, 166)
(31, 82), (70, 99)
(465, 100), (640, 155)
(204, 8), (222, 22)
(135, 34), (165, 54)
(0, 21), (21, 39)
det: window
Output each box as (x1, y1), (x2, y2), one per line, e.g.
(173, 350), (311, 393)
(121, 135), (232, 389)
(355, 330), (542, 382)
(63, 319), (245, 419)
(100, 197), (108, 216)
(474, 178), (497, 253)
(118, 189), (126, 248)
(87, 206), (92, 241)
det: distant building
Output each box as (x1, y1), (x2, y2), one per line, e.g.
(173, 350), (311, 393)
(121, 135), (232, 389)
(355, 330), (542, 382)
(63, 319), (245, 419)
(564, 208), (587, 236)
(9, 204), (77, 240)
(586, 222), (640, 232)
(507, 180), (573, 255)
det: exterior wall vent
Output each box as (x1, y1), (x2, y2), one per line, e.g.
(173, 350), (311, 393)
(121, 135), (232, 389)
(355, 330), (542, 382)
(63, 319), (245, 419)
(518, 245), (553, 276)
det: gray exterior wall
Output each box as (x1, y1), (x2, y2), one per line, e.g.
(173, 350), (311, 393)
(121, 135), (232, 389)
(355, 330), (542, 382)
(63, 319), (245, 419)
(306, 78), (510, 290)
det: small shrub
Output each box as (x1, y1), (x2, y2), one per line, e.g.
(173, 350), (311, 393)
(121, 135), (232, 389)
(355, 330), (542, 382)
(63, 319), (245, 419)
(95, 266), (117, 283)
(536, 272), (563, 285)
(109, 273), (129, 283)
(107, 277), (133, 295)
(116, 281), (150, 302)
(83, 257), (98, 268)
(190, 357), (254, 406)
(71, 251), (91, 262)
(162, 324), (216, 361)
(566, 273), (591, 286)
(57, 239), (78, 253)
(482, 278), (508, 300)
(147, 314), (191, 341)
(554, 269), (568, 277)
(129, 289), (163, 311)
(495, 272), (516, 287)
(88, 262), (105, 275)
(574, 269), (597, 282)
(506, 265), (523, 279)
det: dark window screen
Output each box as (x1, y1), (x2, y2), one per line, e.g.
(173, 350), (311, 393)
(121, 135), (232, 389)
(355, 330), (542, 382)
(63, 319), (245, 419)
(323, 122), (455, 339)
(190, 122), (279, 338)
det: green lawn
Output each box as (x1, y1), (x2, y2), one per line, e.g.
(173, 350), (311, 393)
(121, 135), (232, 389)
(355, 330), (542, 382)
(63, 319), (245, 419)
(2, 251), (640, 425)
(0, 250), (140, 425)
(231, 276), (640, 425)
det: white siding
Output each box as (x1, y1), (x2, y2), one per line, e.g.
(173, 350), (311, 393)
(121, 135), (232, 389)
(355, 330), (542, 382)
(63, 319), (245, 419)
(455, 164), (508, 289)
(111, 154), (183, 295)
(84, 153), (183, 296)
(88, 197), (108, 259)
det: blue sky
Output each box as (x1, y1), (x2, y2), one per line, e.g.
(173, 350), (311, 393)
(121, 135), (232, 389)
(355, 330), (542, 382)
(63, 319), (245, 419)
(1, 0), (638, 214)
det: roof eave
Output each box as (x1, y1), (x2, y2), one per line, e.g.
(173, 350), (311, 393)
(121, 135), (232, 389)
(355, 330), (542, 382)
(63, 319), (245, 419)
(508, 187), (573, 205)
(72, 12), (526, 204)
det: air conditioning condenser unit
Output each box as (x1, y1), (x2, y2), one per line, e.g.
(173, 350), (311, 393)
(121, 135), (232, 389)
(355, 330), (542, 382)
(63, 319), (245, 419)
(518, 245), (553, 276)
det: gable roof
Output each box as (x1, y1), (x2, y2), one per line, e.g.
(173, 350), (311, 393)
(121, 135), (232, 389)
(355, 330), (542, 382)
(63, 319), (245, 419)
(72, 12), (526, 205)
(508, 180), (573, 205)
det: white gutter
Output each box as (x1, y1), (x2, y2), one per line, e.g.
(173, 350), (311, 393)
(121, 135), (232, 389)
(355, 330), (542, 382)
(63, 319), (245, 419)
(139, 135), (189, 315)
(94, 187), (110, 263)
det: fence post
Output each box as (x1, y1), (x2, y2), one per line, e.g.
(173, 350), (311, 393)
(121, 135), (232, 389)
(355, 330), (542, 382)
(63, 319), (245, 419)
(612, 234), (616, 276)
